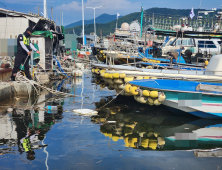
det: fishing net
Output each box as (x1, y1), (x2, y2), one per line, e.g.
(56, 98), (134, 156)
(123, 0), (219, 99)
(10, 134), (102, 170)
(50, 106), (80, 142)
(32, 31), (53, 39)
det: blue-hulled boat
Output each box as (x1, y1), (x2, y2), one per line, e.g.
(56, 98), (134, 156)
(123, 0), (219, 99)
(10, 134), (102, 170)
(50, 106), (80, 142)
(129, 79), (222, 119)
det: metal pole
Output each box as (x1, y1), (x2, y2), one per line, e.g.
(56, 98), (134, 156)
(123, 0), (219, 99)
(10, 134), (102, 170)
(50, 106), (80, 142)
(51, 7), (53, 21)
(60, 10), (61, 27)
(62, 12), (63, 26)
(94, 8), (96, 45)
(31, 50), (34, 75)
(38, 5), (39, 15)
(43, 0), (47, 18)
(82, 0), (85, 46)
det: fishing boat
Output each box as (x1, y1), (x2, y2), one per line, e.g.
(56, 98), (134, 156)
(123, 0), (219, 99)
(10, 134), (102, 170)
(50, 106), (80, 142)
(92, 54), (222, 83)
(129, 78), (222, 119)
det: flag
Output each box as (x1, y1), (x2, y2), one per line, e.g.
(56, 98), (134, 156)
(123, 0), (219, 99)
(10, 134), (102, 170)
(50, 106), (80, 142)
(117, 13), (120, 19)
(190, 7), (195, 19)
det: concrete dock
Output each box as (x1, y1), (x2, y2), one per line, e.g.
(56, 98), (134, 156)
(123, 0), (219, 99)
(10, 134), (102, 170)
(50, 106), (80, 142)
(0, 82), (35, 102)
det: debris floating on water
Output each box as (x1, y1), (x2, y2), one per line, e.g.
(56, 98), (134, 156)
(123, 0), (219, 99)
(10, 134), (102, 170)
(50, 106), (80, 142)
(7, 108), (13, 112)
(73, 109), (98, 116)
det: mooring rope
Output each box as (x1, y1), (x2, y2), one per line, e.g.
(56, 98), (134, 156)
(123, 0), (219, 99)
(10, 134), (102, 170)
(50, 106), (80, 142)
(15, 72), (77, 97)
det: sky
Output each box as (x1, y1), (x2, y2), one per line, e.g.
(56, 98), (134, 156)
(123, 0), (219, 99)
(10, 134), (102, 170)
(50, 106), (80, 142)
(0, 0), (221, 26)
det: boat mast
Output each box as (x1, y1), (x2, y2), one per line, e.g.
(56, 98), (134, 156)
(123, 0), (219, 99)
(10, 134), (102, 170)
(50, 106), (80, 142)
(140, 4), (144, 38)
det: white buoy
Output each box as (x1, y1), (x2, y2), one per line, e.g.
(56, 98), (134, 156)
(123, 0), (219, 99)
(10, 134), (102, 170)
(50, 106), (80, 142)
(7, 108), (13, 112)
(73, 109), (98, 116)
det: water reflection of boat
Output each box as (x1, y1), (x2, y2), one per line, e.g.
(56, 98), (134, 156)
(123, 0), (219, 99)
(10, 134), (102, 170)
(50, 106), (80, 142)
(92, 96), (222, 151)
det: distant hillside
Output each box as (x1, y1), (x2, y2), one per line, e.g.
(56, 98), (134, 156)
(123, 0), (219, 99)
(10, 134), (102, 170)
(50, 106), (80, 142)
(65, 13), (121, 28)
(65, 7), (207, 36)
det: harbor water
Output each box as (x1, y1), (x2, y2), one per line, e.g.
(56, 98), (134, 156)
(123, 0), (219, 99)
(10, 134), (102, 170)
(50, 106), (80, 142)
(0, 72), (222, 170)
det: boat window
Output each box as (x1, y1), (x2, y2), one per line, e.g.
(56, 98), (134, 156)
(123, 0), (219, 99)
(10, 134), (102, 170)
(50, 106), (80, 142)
(198, 40), (217, 48)
(218, 41), (221, 45)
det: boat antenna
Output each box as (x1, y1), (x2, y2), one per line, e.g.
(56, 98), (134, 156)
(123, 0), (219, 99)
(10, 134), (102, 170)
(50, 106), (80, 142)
(196, 0), (202, 30)
(0, 2), (6, 7)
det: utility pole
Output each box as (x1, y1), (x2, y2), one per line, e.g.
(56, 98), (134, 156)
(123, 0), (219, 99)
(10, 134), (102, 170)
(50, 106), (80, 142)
(43, 0), (47, 18)
(38, 5), (39, 15)
(86, 5), (104, 46)
(82, 0), (85, 45)
(60, 10), (61, 26)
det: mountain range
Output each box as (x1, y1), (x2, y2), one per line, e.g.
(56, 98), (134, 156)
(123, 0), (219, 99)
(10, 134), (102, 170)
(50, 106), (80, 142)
(65, 14), (121, 28)
(65, 7), (208, 36)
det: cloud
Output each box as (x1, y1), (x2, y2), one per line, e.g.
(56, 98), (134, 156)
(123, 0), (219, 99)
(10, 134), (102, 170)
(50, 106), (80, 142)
(55, 0), (141, 15)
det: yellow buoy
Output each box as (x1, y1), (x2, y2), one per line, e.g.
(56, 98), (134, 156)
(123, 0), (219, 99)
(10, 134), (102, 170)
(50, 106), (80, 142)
(100, 118), (106, 123)
(150, 77), (157, 79)
(143, 76), (150, 79)
(110, 110), (116, 115)
(136, 76), (143, 80)
(108, 73), (113, 79)
(147, 132), (154, 137)
(142, 90), (150, 97)
(120, 73), (126, 78)
(139, 96), (147, 104)
(154, 99), (161, 106)
(107, 79), (114, 85)
(104, 73), (109, 78)
(205, 60), (209, 66)
(112, 136), (119, 142)
(147, 97), (154, 104)
(113, 78), (124, 84)
(154, 132), (160, 138)
(148, 102), (154, 106)
(124, 76), (134, 83)
(149, 140), (157, 150)
(100, 70), (106, 74)
(124, 137), (130, 147)
(129, 86), (139, 96)
(158, 137), (165, 146)
(107, 133), (112, 138)
(100, 83), (106, 88)
(129, 137), (138, 148)
(141, 138), (149, 148)
(150, 91), (158, 98)
(158, 92), (166, 102)
(147, 66), (153, 69)
(107, 85), (114, 90)
(118, 84), (125, 90)
(114, 84), (119, 89)
(113, 73), (120, 79)
(124, 84), (132, 93)
(95, 79), (100, 84)
(94, 68), (100, 74)
(91, 68), (95, 73)
(134, 95), (139, 102)
(101, 72), (105, 77)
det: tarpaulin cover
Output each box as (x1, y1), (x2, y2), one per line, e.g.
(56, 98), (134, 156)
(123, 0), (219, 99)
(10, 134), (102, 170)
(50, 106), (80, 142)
(32, 31), (53, 39)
